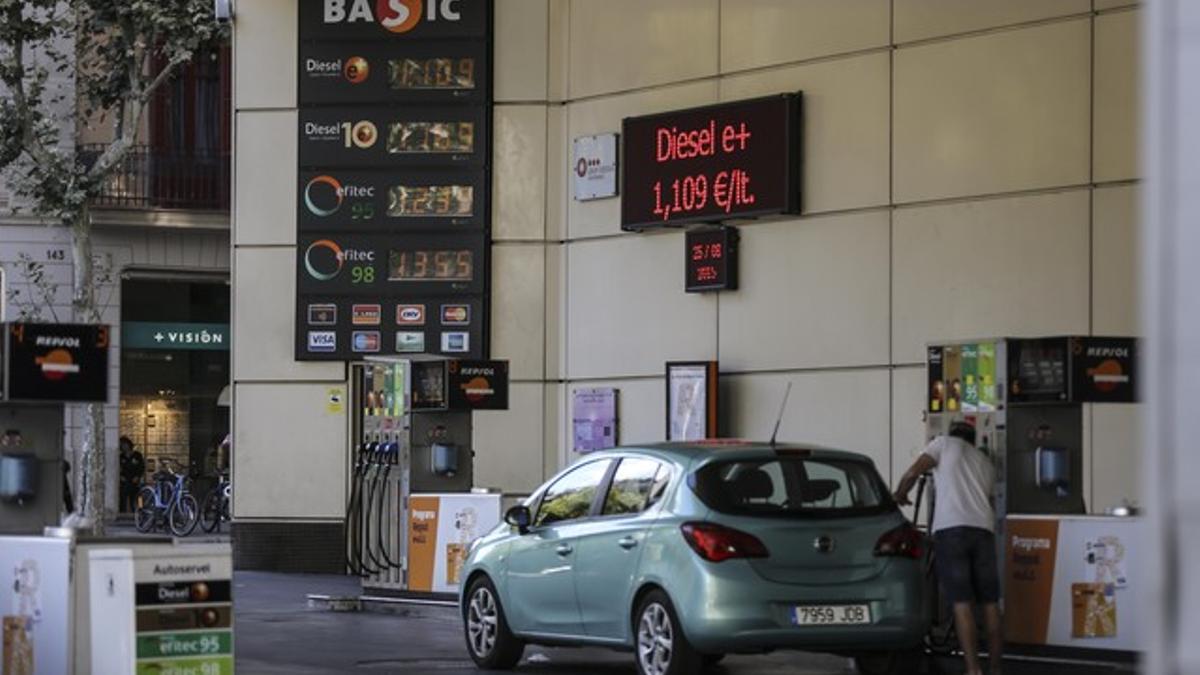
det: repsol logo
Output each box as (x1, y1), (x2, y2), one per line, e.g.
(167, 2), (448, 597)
(35, 336), (81, 348)
(323, 0), (461, 33)
(1087, 346), (1130, 359)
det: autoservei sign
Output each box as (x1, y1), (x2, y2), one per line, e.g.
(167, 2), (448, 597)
(123, 322), (230, 351)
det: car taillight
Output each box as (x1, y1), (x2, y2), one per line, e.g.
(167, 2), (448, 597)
(874, 524), (925, 559)
(680, 522), (769, 563)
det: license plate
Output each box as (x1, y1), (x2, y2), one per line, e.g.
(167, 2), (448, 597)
(791, 604), (871, 626)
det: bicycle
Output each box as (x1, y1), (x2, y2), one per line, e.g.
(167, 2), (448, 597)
(199, 468), (231, 533)
(134, 459), (199, 536)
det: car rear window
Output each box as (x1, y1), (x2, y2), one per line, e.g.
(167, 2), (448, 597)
(690, 456), (893, 517)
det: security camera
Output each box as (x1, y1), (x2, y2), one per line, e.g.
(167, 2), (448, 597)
(214, 0), (233, 22)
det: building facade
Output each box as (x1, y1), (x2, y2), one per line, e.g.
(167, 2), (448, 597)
(232, 0), (1141, 568)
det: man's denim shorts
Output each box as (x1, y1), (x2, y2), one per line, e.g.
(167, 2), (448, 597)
(933, 526), (1000, 604)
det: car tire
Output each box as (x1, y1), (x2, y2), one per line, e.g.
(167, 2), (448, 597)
(463, 576), (524, 670)
(633, 590), (702, 675)
(854, 649), (923, 675)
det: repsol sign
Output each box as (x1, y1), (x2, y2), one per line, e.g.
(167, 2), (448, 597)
(300, 0), (488, 40)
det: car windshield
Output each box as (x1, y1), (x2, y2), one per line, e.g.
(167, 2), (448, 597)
(690, 456), (893, 517)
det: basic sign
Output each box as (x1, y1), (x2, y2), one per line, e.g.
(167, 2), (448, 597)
(621, 94), (801, 230)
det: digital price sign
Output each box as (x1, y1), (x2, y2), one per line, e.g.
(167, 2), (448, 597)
(685, 227), (738, 293)
(621, 94), (802, 230)
(295, 0), (493, 362)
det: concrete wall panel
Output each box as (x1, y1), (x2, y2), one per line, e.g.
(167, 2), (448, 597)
(892, 191), (1091, 363)
(893, 0), (1089, 44)
(494, 105), (549, 241)
(719, 211), (890, 371)
(491, 244), (546, 380)
(1095, 10), (1141, 182)
(568, 0), (718, 98)
(566, 233), (716, 379)
(719, 0), (889, 73)
(232, 382), (346, 519)
(1094, 185), (1141, 335)
(234, 111), (296, 247)
(894, 20), (1091, 202)
(233, 0), (296, 110)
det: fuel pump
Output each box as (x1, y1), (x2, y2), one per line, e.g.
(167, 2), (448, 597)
(347, 356), (506, 595)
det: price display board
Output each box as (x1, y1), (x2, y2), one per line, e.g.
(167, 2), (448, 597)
(621, 94), (802, 230)
(296, 0), (492, 361)
(684, 227), (738, 292)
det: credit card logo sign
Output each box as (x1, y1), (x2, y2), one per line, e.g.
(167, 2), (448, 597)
(351, 304), (381, 325)
(308, 304), (337, 325)
(352, 331), (381, 353)
(441, 331), (469, 353)
(308, 331), (337, 352)
(396, 331), (425, 353)
(440, 304), (469, 325)
(396, 304), (426, 325)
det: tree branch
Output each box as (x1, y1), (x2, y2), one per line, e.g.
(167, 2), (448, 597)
(1, 4), (56, 174)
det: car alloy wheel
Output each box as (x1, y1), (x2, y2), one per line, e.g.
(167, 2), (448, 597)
(467, 585), (499, 658)
(638, 602), (674, 675)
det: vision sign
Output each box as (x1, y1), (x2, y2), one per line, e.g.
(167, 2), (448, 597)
(621, 94), (802, 230)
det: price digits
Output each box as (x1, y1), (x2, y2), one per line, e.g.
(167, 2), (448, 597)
(651, 169), (757, 222)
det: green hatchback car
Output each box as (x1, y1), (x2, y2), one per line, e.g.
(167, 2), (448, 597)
(459, 442), (931, 675)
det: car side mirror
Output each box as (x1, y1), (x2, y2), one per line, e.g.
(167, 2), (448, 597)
(505, 505), (532, 534)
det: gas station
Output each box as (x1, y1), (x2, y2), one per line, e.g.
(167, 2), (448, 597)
(13, 0), (1200, 672)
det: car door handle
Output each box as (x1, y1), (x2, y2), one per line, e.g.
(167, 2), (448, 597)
(617, 536), (638, 550)
(555, 544), (573, 556)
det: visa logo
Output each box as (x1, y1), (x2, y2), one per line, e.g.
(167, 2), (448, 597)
(308, 331), (337, 352)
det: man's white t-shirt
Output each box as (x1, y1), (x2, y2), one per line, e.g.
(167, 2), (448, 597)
(923, 435), (995, 533)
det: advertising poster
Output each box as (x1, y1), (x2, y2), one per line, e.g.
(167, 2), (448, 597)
(667, 363), (714, 441)
(0, 538), (70, 675)
(407, 494), (502, 594)
(978, 343), (997, 411)
(961, 343), (979, 412)
(927, 346), (945, 413)
(1005, 516), (1141, 650)
(943, 346), (962, 412)
(572, 388), (618, 453)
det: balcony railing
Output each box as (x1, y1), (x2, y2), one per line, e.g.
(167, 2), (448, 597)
(79, 144), (230, 211)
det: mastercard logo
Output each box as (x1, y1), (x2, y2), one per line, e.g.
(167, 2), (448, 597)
(36, 349), (80, 381)
(344, 56), (369, 83)
(305, 239), (344, 281)
(304, 175), (344, 217)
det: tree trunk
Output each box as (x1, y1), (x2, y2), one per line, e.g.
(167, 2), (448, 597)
(69, 206), (108, 535)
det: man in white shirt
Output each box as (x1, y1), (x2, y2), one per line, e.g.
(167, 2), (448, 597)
(894, 420), (1002, 675)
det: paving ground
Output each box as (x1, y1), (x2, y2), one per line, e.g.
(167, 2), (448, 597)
(232, 571), (1138, 675)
